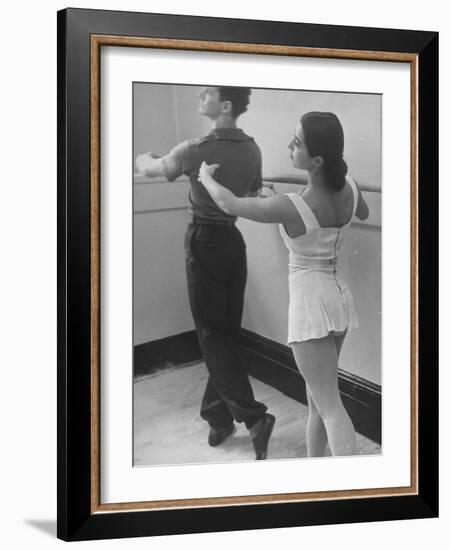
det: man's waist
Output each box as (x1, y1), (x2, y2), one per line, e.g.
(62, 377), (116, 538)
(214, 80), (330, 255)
(190, 215), (236, 226)
(188, 203), (236, 225)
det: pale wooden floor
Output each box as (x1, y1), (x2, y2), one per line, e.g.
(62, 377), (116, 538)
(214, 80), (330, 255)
(134, 362), (381, 467)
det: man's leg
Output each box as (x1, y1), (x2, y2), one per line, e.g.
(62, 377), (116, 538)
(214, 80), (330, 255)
(185, 224), (267, 430)
(200, 374), (234, 430)
(227, 228), (276, 459)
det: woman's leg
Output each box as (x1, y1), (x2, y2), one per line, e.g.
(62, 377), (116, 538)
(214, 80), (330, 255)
(305, 387), (328, 457)
(303, 331), (347, 457)
(333, 330), (347, 359)
(292, 335), (356, 456)
(332, 330), (361, 453)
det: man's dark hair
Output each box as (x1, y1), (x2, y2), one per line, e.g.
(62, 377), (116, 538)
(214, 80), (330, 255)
(217, 87), (251, 118)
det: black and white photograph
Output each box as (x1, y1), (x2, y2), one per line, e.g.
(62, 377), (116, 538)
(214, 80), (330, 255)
(132, 83), (382, 467)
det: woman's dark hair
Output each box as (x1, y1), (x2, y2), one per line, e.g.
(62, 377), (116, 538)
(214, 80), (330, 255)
(300, 111), (348, 191)
(218, 87), (251, 118)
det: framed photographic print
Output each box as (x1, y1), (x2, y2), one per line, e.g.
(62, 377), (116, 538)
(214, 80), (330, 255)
(57, 8), (438, 541)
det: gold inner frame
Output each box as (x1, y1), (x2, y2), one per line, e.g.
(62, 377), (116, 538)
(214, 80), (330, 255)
(90, 35), (419, 514)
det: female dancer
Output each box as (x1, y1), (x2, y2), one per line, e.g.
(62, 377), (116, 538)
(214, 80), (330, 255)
(198, 112), (369, 457)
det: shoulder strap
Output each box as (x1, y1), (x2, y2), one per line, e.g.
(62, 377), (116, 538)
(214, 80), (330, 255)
(346, 176), (359, 219)
(284, 193), (319, 232)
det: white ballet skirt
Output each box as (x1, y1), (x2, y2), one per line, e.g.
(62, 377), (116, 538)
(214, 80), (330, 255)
(280, 176), (359, 344)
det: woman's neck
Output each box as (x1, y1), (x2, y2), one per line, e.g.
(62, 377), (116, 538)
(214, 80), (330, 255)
(307, 171), (327, 190)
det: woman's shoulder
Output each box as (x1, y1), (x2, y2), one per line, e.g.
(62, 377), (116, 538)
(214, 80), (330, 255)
(300, 180), (355, 228)
(280, 192), (310, 214)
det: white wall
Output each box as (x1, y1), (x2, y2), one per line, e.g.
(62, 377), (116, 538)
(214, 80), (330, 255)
(134, 83), (210, 156)
(133, 85), (208, 343)
(133, 182), (193, 343)
(2, 1), (447, 550)
(243, 88), (381, 189)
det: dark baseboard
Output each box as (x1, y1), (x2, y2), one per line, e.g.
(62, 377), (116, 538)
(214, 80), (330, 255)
(133, 330), (202, 377)
(133, 328), (381, 444)
(239, 329), (382, 444)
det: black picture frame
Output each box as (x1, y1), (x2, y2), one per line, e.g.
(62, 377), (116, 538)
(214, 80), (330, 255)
(57, 7), (438, 542)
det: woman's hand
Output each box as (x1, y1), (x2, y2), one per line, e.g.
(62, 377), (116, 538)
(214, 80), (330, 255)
(197, 161), (236, 214)
(198, 161), (220, 185)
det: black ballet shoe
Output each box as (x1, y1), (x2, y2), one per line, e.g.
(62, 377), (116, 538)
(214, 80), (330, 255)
(208, 424), (235, 447)
(250, 413), (276, 460)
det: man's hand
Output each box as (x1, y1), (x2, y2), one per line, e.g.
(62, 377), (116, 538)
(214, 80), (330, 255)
(258, 183), (276, 198)
(135, 152), (161, 175)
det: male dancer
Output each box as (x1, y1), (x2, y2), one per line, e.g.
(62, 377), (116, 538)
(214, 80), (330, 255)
(136, 86), (275, 460)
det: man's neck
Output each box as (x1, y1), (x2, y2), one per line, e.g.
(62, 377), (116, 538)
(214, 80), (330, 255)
(211, 115), (238, 130)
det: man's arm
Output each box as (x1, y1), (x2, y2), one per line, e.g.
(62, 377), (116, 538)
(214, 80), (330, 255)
(135, 141), (191, 182)
(135, 152), (166, 178)
(247, 145), (263, 197)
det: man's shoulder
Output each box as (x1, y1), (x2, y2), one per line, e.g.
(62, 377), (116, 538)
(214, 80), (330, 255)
(236, 131), (262, 152)
(179, 136), (211, 153)
(169, 138), (203, 159)
(183, 131), (262, 162)
(196, 131), (261, 148)
(190, 135), (211, 147)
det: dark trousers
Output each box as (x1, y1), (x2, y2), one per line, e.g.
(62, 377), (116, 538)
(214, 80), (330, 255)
(185, 223), (267, 430)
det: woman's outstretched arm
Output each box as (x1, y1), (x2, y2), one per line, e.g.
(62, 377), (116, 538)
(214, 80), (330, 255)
(198, 162), (297, 225)
(354, 181), (370, 221)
